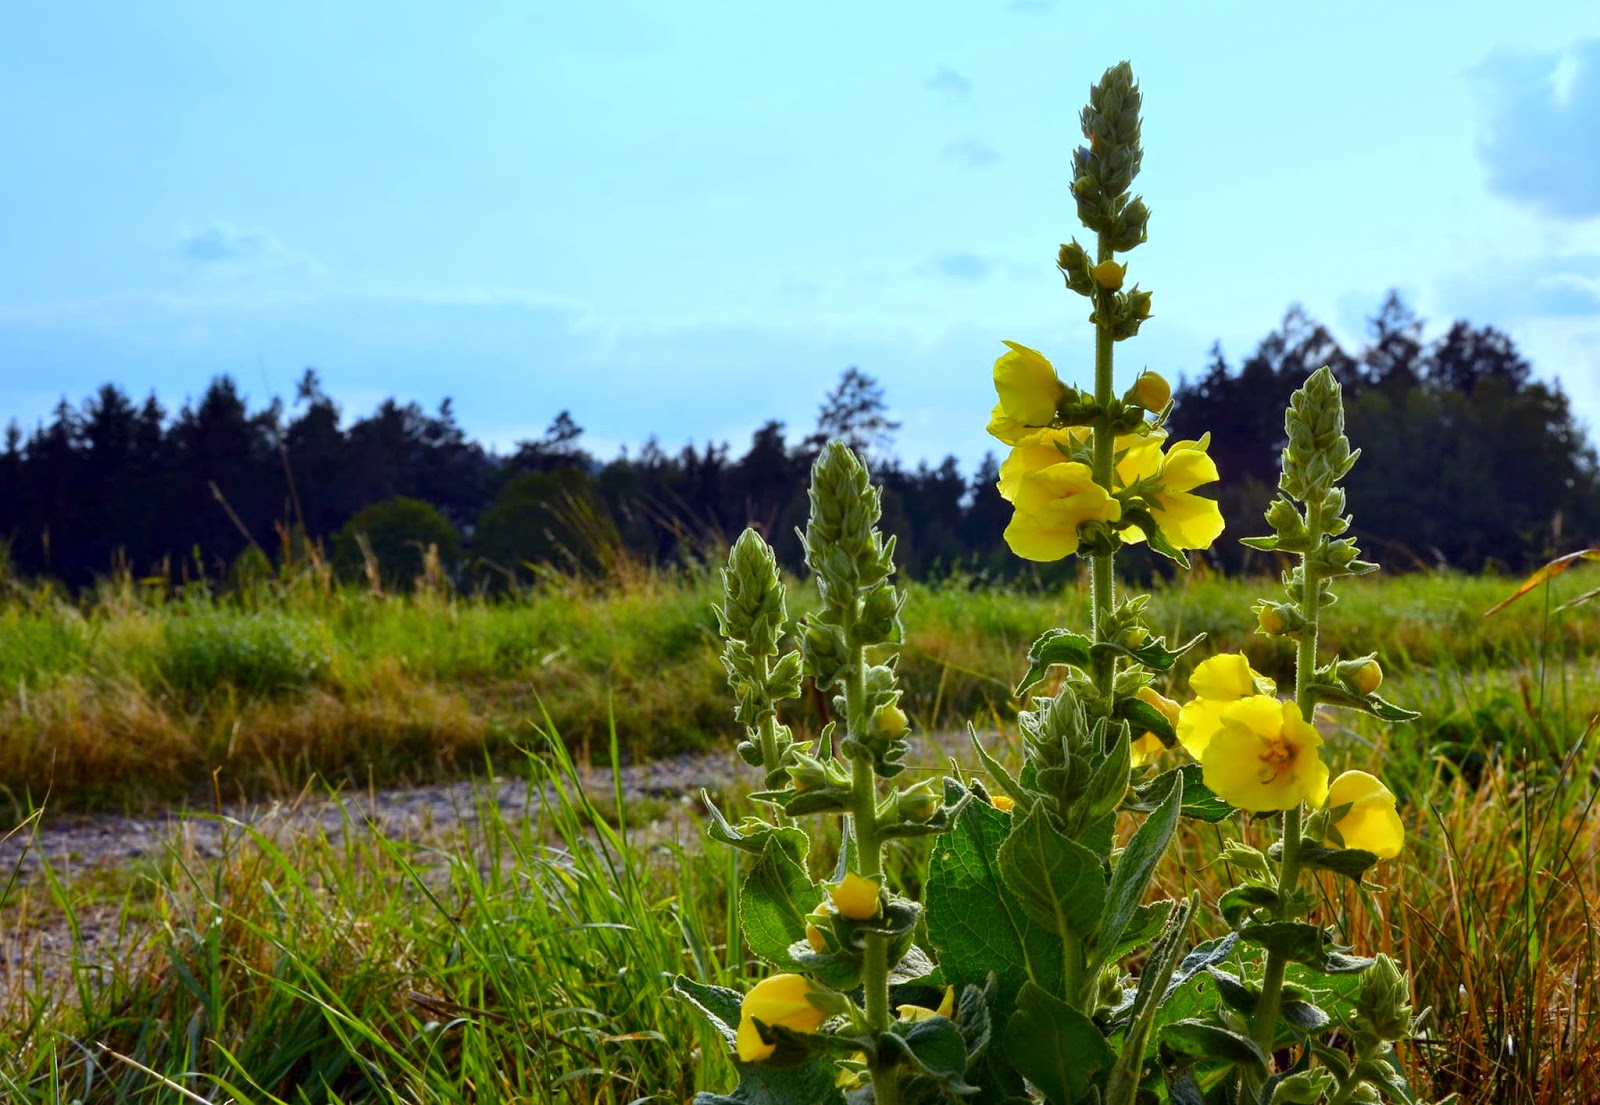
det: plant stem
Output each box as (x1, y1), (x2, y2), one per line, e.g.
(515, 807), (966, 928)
(1251, 501), (1323, 1059)
(755, 656), (788, 825)
(846, 641), (899, 1105)
(1089, 229), (1117, 700)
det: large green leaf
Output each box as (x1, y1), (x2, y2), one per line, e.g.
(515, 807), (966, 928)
(998, 803), (1106, 939)
(740, 838), (822, 969)
(925, 796), (1064, 1013)
(1004, 981), (1115, 1105)
(1094, 767), (1181, 972)
(1158, 1019), (1268, 1071)
(1014, 628), (1094, 697)
(669, 976), (847, 1105)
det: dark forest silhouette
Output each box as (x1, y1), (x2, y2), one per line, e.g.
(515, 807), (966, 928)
(2, 293), (1595, 590)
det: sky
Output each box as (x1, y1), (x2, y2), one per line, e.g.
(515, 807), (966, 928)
(2, 0), (1599, 473)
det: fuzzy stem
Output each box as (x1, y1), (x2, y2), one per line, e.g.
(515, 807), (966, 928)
(1251, 501), (1323, 1059)
(846, 639), (898, 1104)
(1089, 229), (1117, 700)
(754, 656), (788, 826)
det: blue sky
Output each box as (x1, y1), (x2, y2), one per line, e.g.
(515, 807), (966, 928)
(2, 1), (1599, 473)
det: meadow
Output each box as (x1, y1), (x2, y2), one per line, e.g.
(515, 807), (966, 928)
(0, 564), (1596, 1103)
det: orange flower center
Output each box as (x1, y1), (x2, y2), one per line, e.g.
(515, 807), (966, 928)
(1255, 736), (1294, 784)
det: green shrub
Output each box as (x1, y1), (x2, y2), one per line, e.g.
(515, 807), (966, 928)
(159, 610), (333, 698)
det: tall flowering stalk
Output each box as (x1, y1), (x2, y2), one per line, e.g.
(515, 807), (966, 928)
(1175, 368), (1421, 1100)
(672, 60), (1438, 1105)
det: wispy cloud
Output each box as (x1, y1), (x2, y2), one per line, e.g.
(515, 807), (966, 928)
(1472, 39), (1600, 219)
(180, 221), (286, 263)
(924, 66), (973, 102)
(924, 251), (992, 281)
(942, 137), (1000, 168)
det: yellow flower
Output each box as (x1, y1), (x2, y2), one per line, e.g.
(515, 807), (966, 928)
(896, 986), (956, 1022)
(1003, 462), (1122, 561)
(997, 429), (1084, 501)
(1132, 685), (1180, 766)
(737, 974), (828, 1062)
(828, 872), (881, 921)
(1257, 604), (1289, 635)
(991, 794), (1016, 812)
(1325, 770), (1404, 858)
(805, 923), (827, 953)
(1200, 696), (1329, 812)
(1129, 370), (1170, 411)
(1116, 434), (1225, 551)
(992, 341), (1065, 430)
(1349, 659), (1383, 696)
(1177, 653), (1275, 758)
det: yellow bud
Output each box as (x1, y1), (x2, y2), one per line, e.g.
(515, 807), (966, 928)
(1257, 604), (1289, 635)
(1350, 659), (1383, 696)
(873, 703), (909, 738)
(805, 923), (827, 953)
(736, 974), (828, 1062)
(990, 794), (1016, 813)
(1091, 259), (1126, 290)
(1128, 370), (1170, 411)
(829, 872), (881, 921)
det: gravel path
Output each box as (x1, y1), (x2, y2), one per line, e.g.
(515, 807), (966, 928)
(0, 730), (984, 878)
(0, 749), (735, 878)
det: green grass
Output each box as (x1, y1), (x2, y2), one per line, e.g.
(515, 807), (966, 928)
(2, 737), (743, 1104)
(1, 567), (1593, 815)
(2, 565), (1599, 1103)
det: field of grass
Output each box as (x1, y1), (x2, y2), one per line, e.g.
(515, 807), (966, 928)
(1, 564), (1598, 1102)
(0, 567), (1592, 815)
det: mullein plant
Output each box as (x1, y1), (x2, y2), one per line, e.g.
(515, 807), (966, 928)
(674, 61), (1440, 1105)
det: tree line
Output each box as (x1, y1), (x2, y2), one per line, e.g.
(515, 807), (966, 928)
(1, 292), (1595, 592)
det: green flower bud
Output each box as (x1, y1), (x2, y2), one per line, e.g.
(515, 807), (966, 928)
(872, 702), (909, 739)
(786, 752), (832, 792)
(1109, 195), (1149, 252)
(1280, 366), (1359, 502)
(1128, 287), (1152, 320)
(1056, 387), (1102, 427)
(896, 781), (939, 822)
(1353, 953), (1413, 1047)
(1257, 603), (1290, 635)
(1057, 239), (1096, 296)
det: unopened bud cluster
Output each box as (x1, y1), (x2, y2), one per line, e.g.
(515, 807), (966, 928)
(800, 443), (910, 777)
(716, 528), (803, 785)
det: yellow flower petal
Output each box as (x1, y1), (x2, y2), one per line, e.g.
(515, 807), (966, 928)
(991, 794), (1016, 812)
(1132, 686), (1180, 766)
(1176, 698), (1227, 758)
(737, 974), (829, 1062)
(993, 341), (1064, 427)
(986, 403), (1034, 446)
(1150, 490), (1226, 550)
(1200, 698), (1328, 812)
(1189, 654), (1258, 701)
(1326, 770), (1404, 858)
(1159, 441), (1220, 493)
(1003, 462), (1121, 562)
(896, 988), (955, 1022)
(998, 438), (1078, 501)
